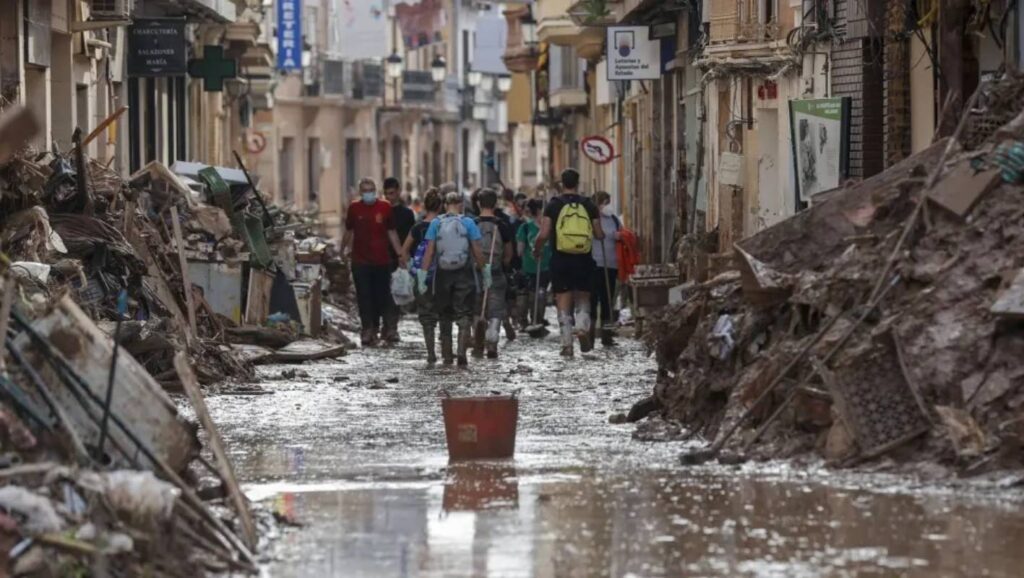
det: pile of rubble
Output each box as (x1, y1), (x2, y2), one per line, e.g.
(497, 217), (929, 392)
(642, 74), (1024, 475)
(0, 105), (352, 574)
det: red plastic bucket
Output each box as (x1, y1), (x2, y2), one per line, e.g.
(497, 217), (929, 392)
(442, 395), (519, 461)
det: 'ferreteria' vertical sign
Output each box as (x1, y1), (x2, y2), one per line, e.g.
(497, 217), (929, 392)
(128, 18), (187, 77)
(277, 0), (303, 71)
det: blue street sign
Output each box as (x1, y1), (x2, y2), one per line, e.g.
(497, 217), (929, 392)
(277, 0), (303, 71)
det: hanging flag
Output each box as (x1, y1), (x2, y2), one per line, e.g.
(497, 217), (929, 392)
(277, 0), (303, 71)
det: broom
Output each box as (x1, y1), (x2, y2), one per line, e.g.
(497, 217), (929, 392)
(526, 199), (549, 338)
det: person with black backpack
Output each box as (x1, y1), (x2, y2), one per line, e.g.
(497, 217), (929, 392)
(532, 169), (605, 358)
(475, 189), (515, 359)
(402, 188), (442, 364)
(417, 192), (488, 366)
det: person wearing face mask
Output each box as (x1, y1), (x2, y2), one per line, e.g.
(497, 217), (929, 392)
(342, 177), (405, 347)
(590, 191), (621, 347)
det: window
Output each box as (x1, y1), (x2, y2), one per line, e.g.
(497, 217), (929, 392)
(559, 46), (580, 89)
(308, 137), (320, 204)
(345, 139), (360, 193)
(280, 137), (295, 203)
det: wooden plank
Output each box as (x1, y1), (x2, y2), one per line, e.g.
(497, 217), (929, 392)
(244, 269), (273, 325)
(991, 269), (1024, 319)
(13, 297), (197, 471)
(254, 344), (347, 365)
(127, 232), (194, 349)
(174, 352), (258, 552)
(170, 206), (199, 340)
(927, 160), (1001, 219)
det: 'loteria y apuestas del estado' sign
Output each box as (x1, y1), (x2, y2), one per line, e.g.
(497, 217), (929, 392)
(606, 26), (661, 81)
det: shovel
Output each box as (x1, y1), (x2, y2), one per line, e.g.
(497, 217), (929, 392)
(474, 223), (501, 356)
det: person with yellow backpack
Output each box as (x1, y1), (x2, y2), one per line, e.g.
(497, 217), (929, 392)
(532, 168), (605, 357)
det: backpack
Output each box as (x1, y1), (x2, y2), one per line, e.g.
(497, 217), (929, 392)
(555, 200), (594, 254)
(616, 226), (640, 282)
(478, 219), (501, 265)
(411, 231), (434, 282)
(435, 215), (471, 270)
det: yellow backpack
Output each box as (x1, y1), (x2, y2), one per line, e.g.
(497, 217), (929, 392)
(555, 201), (593, 254)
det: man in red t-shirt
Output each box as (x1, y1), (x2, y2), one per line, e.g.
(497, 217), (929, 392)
(342, 177), (404, 347)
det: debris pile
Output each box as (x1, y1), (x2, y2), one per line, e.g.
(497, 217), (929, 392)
(0, 105), (350, 574)
(643, 74), (1024, 474)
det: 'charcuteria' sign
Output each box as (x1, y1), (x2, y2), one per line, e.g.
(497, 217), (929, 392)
(606, 26), (661, 81)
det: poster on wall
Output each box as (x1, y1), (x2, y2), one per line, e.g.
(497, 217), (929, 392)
(789, 97), (852, 202)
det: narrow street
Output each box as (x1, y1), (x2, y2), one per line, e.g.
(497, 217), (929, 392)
(204, 320), (1024, 578)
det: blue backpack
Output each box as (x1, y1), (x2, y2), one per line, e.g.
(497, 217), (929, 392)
(411, 231), (435, 282)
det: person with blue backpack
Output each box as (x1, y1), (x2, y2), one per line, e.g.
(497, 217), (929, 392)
(402, 188), (442, 364)
(417, 192), (489, 367)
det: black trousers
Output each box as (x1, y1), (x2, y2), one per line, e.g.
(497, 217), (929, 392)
(352, 264), (392, 331)
(590, 267), (618, 326)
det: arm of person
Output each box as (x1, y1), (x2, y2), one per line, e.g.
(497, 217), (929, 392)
(592, 215), (606, 241)
(533, 217), (552, 257)
(389, 229), (405, 266)
(420, 241), (436, 272)
(341, 230), (353, 258)
(400, 234), (415, 263)
(502, 241), (513, 269)
(471, 240), (486, 269)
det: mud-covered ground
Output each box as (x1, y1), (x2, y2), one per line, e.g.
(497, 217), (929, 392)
(200, 318), (1024, 577)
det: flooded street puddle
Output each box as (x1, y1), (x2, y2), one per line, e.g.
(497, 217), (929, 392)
(203, 321), (1024, 577)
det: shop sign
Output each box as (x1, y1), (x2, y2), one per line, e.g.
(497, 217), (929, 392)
(606, 26), (661, 81)
(128, 18), (187, 77)
(277, 0), (303, 71)
(581, 136), (615, 165)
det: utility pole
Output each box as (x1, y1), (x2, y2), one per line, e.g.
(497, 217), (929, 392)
(454, 0), (463, 191)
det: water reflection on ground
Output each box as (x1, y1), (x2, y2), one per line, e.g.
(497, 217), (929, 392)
(201, 319), (1024, 578)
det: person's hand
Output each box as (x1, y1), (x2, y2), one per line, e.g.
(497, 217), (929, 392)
(399, 253), (410, 269)
(482, 264), (493, 291)
(416, 269), (428, 294)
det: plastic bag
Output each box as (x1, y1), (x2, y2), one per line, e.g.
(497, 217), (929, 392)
(391, 268), (416, 306)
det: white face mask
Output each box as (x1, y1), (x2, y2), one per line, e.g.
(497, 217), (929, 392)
(361, 192), (377, 204)
(601, 205), (614, 216)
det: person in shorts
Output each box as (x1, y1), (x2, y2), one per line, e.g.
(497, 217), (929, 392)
(532, 169), (605, 357)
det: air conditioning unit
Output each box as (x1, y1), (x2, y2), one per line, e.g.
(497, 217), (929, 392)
(90, 0), (132, 20)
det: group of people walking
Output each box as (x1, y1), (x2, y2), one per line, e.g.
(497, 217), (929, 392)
(343, 167), (627, 366)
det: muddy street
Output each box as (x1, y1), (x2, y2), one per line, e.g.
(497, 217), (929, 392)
(197, 320), (1024, 578)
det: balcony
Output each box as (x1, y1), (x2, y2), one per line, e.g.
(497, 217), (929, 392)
(536, 0), (581, 46)
(502, 4), (540, 73)
(708, 0), (783, 45)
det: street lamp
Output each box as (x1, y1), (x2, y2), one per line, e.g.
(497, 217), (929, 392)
(467, 70), (482, 87)
(431, 54), (447, 83)
(520, 8), (538, 45)
(386, 52), (403, 79)
(496, 74), (512, 93)
(480, 74), (494, 93)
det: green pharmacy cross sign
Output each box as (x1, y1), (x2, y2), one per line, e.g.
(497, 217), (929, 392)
(188, 45), (238, 92)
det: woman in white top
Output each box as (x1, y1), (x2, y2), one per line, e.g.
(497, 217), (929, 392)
(590, 191), (621, 346)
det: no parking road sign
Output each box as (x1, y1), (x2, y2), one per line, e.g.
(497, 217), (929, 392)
(581, 135), (616, 165)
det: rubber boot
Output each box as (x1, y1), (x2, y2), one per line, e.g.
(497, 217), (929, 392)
(503, 317), (516, 341)
(456, 322), (471, 367)
(559, 312), (574, 358)
(440, 323), (454, 366)
(486, 319), (501, 359)
(516, 295), (530, 329)
(575, 302), (594, 353)
(423, 324), (438, 365)
(361, 326), (378, 348)
(601, 327), (615, 347)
